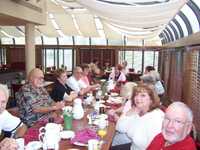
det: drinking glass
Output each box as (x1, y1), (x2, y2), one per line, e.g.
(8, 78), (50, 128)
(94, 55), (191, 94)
(97, 128), (107, 145)
(63, 113), (73, 130)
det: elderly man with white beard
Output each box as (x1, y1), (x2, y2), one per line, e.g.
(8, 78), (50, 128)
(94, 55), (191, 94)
(147, 101), (196, 150)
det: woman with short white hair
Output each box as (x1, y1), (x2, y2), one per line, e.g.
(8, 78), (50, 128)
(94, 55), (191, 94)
(0, 84), (27, 139)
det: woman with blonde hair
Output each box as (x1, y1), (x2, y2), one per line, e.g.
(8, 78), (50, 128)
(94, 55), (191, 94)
(112, 84), (164, 150)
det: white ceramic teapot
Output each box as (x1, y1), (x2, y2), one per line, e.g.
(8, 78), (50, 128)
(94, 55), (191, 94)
(73, 98), (84, 120)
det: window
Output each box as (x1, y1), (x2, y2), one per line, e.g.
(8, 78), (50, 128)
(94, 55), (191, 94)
(45, 49), (55, 67)
(64, 50), (73, 71)
(43, 48), (73, 72)
(91, 37), (107, 45)
(43, 37), (57, 45)
(144, 51), (159, 71)
(119, 50), (158, 73)
(0, 48), (6, 65)
(74, 36), (89, 45)
(1, 38), (13, 45)
(59, 36), (73, 45)
(108, 39), (123, 45)
(121, 50), (143, 72)
(132, 51), (143, 72)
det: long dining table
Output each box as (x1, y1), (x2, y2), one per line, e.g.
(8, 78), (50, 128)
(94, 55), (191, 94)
(24, 106), (116, 150)
(59, 109), (116, 150)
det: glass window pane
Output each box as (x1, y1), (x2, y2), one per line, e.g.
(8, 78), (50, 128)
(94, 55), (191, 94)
(181, 4), (199, 33)
(15, 37), (25, 45)
(74, 36), (89, 45)
(43, 37), (57, 45)
(144, 51), (154, 71)
(59, 50), (64, 68)
(35, 37), (42, 45)
(46, 49), (55, 67)
(154, 51), (159, 71)
(124, 51), (134, 68)
(170, 21), (181, 38)
(0, 48), (6, 64)
(64, 49), (73, 71)
(175, 15), (188, 36)
(1, 38), (13, 44)
(123, 51), (142, 72)
(126, 39), (143, 46)
(192, 0), (200, 9)
(59, 36), (73, 45)
(108, 39), (123, 45)
(91, 37), (107, 45)
(166, 25), (176, 40)
(133, 51), (142, 72)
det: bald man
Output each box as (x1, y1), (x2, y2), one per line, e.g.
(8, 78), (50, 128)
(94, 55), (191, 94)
(16, 68), (64, 127)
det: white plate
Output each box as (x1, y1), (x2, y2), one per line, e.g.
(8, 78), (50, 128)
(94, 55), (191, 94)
(100, 79), (106, 82)
(110, 92), (119, 97)
(96, 114), (108, 120)
(73, 141), (88, 146)
(99, 100), (106, 104)
(107, 97), (123, 104)
(25, 141), (42, 150)
(60, 130), (75, 139)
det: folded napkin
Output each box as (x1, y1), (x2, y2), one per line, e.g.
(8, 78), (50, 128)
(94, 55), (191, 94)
(24, 128), (39, 144)
(71, 128), (99, 144)
(106, 102), (121, 109)
(108, 114), (116, 123)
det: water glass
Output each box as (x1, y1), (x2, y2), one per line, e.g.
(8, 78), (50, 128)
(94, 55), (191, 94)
(63, 113), (73, 130)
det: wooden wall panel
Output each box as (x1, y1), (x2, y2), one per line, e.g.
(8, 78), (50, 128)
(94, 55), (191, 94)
(76, 48), (117, 68)
(168, 51), (183, 101)
(160, 48), (200, 133)
(7, 47), (25, 63)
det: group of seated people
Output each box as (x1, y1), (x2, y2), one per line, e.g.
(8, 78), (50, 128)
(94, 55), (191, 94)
(110, 84), (196, 150)
(0, 63), (198, 150)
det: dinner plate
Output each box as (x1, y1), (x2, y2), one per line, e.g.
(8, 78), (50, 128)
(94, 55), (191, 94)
(60, 130), (75, 139)
(73, 141), (88, 146)
(110, 92), (119, 97)
(96, 114), (108, 120)
(25, 141), (42, 150)
(100, 79), (106, 82)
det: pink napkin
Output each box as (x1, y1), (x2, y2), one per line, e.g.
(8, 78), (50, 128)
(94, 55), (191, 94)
(108, 114), (116, 123)
(71, 128), (99, 144)
(106, 102), (121, 109)
(24, 128), (40, 144)
(54, 117), (64, 124)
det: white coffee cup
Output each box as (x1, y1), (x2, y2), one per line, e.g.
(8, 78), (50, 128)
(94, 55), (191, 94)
(39, 132), (59, 150)
(39, 123), (61, 150)
(16, 138), (24, 150)
(98, 117), (108, 129)
(88, 139), (99, 150)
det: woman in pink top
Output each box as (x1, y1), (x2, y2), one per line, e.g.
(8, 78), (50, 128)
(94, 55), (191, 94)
(80, 64), (100, 90)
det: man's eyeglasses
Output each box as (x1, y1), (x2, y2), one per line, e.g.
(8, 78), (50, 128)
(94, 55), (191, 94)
(75, 71), (83, 74)
(163, 116), (189, 127)
(35, 76), (44, 81)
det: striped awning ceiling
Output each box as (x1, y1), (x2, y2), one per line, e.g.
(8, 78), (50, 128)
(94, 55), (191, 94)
(0, 0), (188, 45)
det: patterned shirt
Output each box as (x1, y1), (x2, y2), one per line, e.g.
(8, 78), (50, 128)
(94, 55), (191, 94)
(16, 83), (52, 127)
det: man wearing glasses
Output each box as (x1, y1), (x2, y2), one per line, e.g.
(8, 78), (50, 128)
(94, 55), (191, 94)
(147, 102), (196, 150)
(16, 68), (64, 127)
(66, 66), (93, 96)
